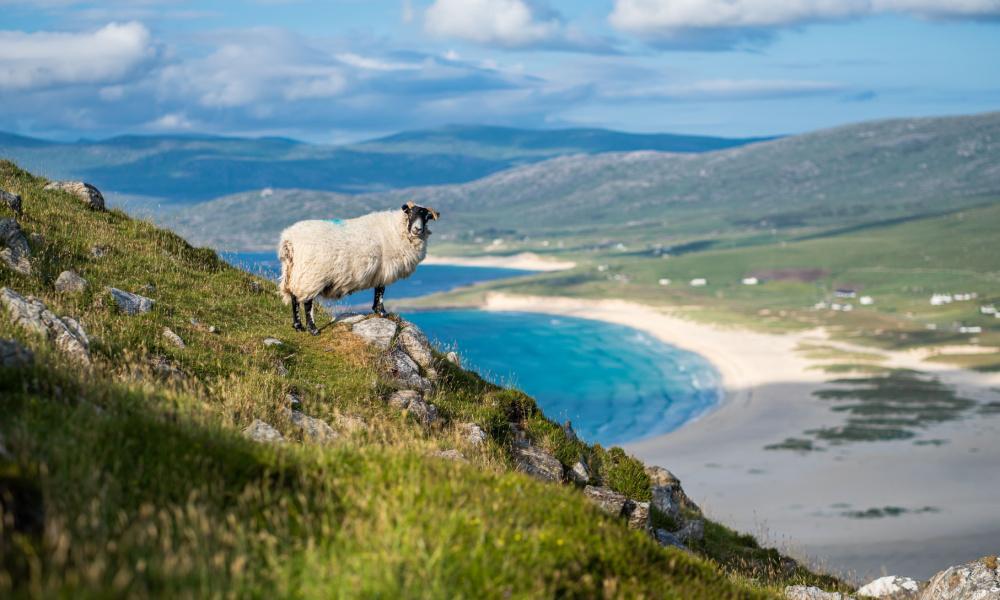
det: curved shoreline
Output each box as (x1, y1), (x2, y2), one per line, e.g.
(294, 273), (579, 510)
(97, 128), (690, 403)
(423, 252), (576, 272)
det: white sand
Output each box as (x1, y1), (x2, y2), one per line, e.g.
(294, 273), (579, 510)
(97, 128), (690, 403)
(424, 252), (576, 272)
(480, 292), (1000, 582)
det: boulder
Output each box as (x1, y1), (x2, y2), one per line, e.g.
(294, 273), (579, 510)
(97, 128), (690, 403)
(919, 556), (1000, 600)
(289, 411), (338, 444)
(54, 270), (88, 293)
(0, 219), (31, 275)
(646, 465), (700, 519)
(384, 347), (432, 392)
(459, 422), (487, 446)
(568, 458), (591, 485)
(434, 449), (467, 462)
(162, 327), (185, 348)
(0, 338), (34, 369)
(654, 528), (687, 550)
(514, 445), (564, 483)
(676, 518), (705, 543)
(0, 287), (90, 365)
(858, 576), (919, 599)
(784, 586), (854, 600)
(107, 287), (154, 315)
(243, 419), (283, 444)
(445, 351), (460, 366)
(43, 181), (105, 210)
(1, 189), (22, 215)
(334, 312), (366, 325)
(351, 318), (397, 349)
(387, 390), (438, 425)
(398, 321), (436, 377)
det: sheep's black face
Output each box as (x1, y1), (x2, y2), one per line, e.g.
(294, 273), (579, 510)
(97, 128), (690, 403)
(401, 202), (440, 239)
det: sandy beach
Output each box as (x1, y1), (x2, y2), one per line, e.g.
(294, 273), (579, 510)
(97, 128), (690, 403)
(479, 292), (1000, 582)
(423, 252), (576, 272)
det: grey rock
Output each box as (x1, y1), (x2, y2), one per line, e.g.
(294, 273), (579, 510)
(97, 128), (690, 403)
(784, 586), (854, 600)
(647, 465), (700, 519)
(243, 419), (284, 444)
(0, 338), (34, 369)
(627, 500), (651, 531)
(275, 360), (289, 376)
(387, 390), (438, 425)
(332, 412), (367, 432)
(334, 312), (366, 325)
(583, 485), (628, 516)
(384, 347), (432, 392)
(144, 355), (187, 383)
(90, 244), (108, 258)
(54, 270), (88, 293)
(43, 181), (105, 210)
(285, 391), (302, 408)
(289, 411), (338, 444)
(514, 445), (564, 482)
(858, 576), (919, 599)
(434, 449), (467, 462)
(445, 351), (460, 366)
(1, 189), (22, 215)
(0, 287), (90, 365)
(460, 422), (487, 446)
(568, 459), (591, 485)
(388, 389), (421, 410)
(676, 518), (704, 543)
(351, 317), (397, 349)
(247, 280), (264, 294)
(919, 556), (1000, 600)
(398, 321), (435, 376)
(107, 287), (154, 315)
(654, 528), (687, 550)
(0, 219), (31, 275)
(263, 337), (283, 346)
(162, 327), (185, 348)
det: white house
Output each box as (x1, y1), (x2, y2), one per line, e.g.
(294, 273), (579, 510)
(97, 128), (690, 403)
(959, 325), (983, 334)
(658, 278), (671, 286)
(690, 278), (707, 287)
(980, 305), (996, 315)
(930, 294), (953, 306)
(741, 277), (759, 286)
(860, 296), (874, 305)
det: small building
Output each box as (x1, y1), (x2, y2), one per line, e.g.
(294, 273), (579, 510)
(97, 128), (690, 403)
(981, 305), (997, 315)
(859, 296), (874, 306)
(741, 277), (759, 286)
(959, 325), (983, 334)
(690, 278), (707, 287)
(930, 294), (953, 306)
(834, 288), (857, 299)
(658, 278), (671, 286)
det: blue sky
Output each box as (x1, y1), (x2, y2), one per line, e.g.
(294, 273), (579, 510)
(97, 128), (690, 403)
(1, 0), (998, 142)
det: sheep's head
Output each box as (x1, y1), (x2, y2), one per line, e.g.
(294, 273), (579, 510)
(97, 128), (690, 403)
(401, 201), (439, 239)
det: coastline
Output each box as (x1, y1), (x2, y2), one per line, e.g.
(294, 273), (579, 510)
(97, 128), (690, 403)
(476, 292), (1000, 582)
(423, 252), (576, 272)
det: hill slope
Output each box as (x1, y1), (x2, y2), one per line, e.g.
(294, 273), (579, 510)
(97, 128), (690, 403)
(166, 112), (1000, 251)
(0, 160), (849, 596)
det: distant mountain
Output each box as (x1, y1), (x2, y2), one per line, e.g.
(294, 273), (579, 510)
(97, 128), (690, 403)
(0, 126), (764, 203)
(161, 112), (1000, 251)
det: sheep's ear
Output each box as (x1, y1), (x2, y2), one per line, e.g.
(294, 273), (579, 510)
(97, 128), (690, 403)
(428, 208), (440, 220)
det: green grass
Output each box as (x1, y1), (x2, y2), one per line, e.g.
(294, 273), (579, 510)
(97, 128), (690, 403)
(0, 160), (844, 597)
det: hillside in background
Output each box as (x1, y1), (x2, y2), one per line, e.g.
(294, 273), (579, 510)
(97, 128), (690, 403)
(164, 112), (1000, 252)
(0, 126), (763, 203)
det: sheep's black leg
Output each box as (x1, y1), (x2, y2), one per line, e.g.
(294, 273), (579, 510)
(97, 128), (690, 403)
(291, 295), (305, 332)
(372, 286), (387, 316)
(303, 299), (319, 335)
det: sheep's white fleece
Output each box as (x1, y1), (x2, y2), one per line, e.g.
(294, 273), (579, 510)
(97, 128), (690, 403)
(278, 210), (427, 304)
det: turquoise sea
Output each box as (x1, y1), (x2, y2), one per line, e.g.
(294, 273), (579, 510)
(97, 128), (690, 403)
(226, 252), (721, 446)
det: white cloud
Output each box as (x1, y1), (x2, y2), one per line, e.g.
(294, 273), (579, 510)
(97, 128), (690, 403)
(0, 21), (154, 90)
(610, 0), (1000, 42)
(147, 112), (194, 130)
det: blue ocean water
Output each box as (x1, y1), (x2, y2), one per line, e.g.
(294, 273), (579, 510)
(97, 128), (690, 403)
(405, 310), (721, 446)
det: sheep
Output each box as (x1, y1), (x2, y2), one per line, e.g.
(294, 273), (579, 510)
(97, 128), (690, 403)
(278, 202), (440, 334)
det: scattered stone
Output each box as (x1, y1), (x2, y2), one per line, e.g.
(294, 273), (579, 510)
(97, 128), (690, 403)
(584, 485), (628, 516)
(434, 449), (467, 462)
(0, 219), (31, 275)
(387, 390), (439, 425)
(144, 355), (188, 383)
(459, 422), (487, 446)
(289, 411), (338, 444)
(384, 347), (432, 392)
(275, 360), (289, 377)
(647, 465), (701, 519)
(189, 318), (219, 334)
(162, 327), (185, 348)
(514, 445), (564, 483)
(54, 270), (88, 293)
(90, 244), (108, 259)
(398, 320), (435, 377)
(676, 519), (705, 543)
(1, 189), (22, 215)
(263, 337), (283, 347)
(43, 181), (105, 210)
(568, 458), (591, 485)
(858, 576), (919, 599)
(334, 312), (366, 325)
(107, 287), (154, 315)
(654, 528), (687, 550)
(784, 586), (854, 600)
(919, 556), (1000, 600)
(0, 287), (90, 365)
(445, 351), (460, 366)
(351, 317), (397, 349)
(243, 419), (283, 444)
(0, 338), (34, 369)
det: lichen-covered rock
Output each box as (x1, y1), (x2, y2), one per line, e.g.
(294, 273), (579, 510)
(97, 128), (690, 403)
(434, 449), (467, 462)
(1, 189), (22, 215)
(858, 576), (919, 599)
(919, 556), (1000, 600)
(627, 500), (651, 531)
(351, 317), (397, 349)
(384, 347), (432, 391)
(0, 287), (90, 365)
(107, 287), (154, 315)
(289, 411), (338, 444)
(243, 419), (284, 444)
(784, 586), (854, 600)
(0, 219), (31, 275)
(398, 320), (435, 377)
(676, 518), (704, 543)
(54, 270), (88, 293)
(646, 465), (700, 519)
(0, 338), (34, 369)
(43, 181), (105, 210)
(387, 390), (438, 425)
(568, 459), (591, 484)
(584, 485), (628, 516)
(459, 422), (487, 446)
(162, 327), (185, 348)
(514, 444), (564, 482)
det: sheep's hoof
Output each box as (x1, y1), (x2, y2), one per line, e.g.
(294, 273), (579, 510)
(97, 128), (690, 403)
(308, 327), (320, 336)
(293, 322), (305, 332)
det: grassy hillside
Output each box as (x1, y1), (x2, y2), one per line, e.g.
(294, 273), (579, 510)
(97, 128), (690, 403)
(163, 111), (1000, 251)
(0, 160), (848, 597)
(0, 126), (760, 204)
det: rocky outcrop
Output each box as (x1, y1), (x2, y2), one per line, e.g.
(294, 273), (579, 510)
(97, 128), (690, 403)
(54, 270), (88, 293)
(784, 586), (853, 600)
(351, 318), (397, 349)
(0, 338), (34, 369)
(654, 528), (687, 550)
(568, 458), (591, 485)
(384, 347), (432, 392)
(675, 518), (704, 543)
(0, 219), (31, 275)
(857, 576), (919, 599)
(582, 485), (650, 531)
(0, 287), (90, 365)
(243, 419), (284, 444)
(919, 556), (999, 600)
(1, 189), (22, 215)
(647, 465), (700, 520)
(107, 287), (154, 315)
(289, 411), (338, 444)
(398, 320), (436, 378)
(43, 181), (105, 210)
(388, 390), (439, 425)
(459, 422), (487, 446)
(514, 444), (564, 482)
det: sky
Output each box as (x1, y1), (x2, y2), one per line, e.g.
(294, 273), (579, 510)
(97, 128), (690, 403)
(1, 0), (998, 143)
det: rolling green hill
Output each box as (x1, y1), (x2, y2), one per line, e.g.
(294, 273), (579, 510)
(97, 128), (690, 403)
(0, 161), (852, 597)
